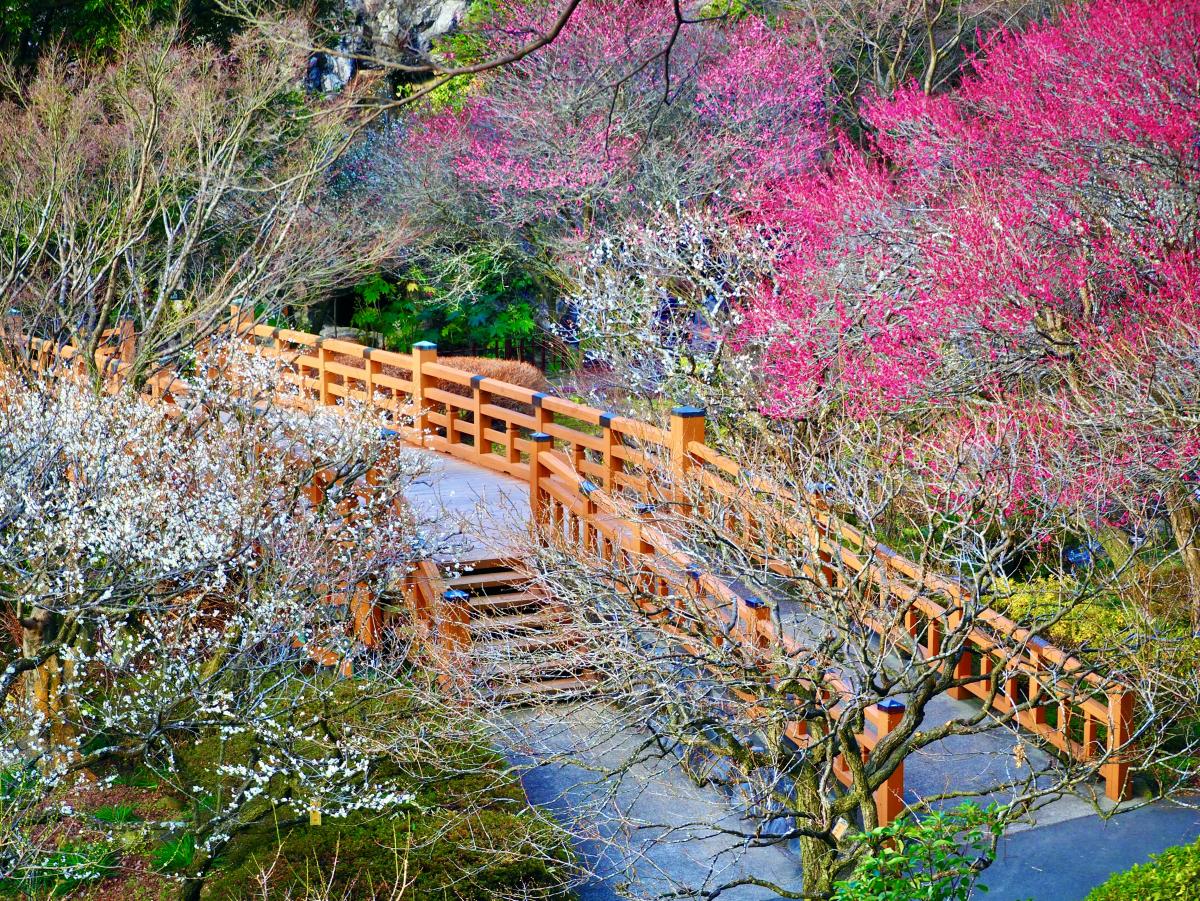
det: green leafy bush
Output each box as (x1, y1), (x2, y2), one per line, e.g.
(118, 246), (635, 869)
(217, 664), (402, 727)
(152, 833), (197, 872)
(349, 272), (439, 349)
(1085, 836), (1200, 900)
(992, 576), (1136, 649)
(833, 803), (1004, 901)
(349, 259), (544, 356)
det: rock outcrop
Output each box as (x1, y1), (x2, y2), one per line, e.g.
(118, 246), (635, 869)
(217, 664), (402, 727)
(308, 0), (471, 92)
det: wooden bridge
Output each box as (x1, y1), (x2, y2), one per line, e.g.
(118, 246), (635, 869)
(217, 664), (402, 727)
(5, 309), (1137, 825)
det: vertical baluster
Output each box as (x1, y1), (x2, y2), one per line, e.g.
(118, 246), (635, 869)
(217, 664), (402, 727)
(669, 405), (705, 509)
(529, 432), (553, 528)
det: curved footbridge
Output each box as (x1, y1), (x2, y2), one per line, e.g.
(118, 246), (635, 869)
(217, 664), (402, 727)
(18, 312), (1145, 830)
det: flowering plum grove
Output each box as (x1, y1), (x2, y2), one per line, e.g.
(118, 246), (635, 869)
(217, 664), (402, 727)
(372, 0), (826, 300)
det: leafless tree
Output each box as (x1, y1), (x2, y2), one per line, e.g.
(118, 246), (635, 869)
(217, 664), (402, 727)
(503, 419), (1200, 898)
(0, 19), (401, 389)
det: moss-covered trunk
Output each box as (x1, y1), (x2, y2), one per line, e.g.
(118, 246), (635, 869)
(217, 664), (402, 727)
(21, 607), (78, 765)
(795, 767), (839, 898)
(1167, 487), (1200, 630)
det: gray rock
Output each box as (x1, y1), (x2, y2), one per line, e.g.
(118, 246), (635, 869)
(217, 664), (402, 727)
(308, 0), (471, 92)
(356, 0), (470, 59)
(318, 325), (385, 346)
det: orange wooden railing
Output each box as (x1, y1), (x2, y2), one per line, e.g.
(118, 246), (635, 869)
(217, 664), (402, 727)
(4, 309), (1135, 818)
(529, 437), (909, 821)
(227, 311), (1133, 811)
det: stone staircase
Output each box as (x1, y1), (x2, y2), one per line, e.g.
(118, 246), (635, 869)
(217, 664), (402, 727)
(445, 559), (598, 704)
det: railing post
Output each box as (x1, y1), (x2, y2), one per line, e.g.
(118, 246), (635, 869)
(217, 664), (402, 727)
(669, 405), (705, 508)
(364, 347), (380, 407)
(741, 595), (772, 651)
(440, 589), (472, 652)
(411, 341), (437, 445)
(229, 304), (252, 340)
(1102, 687), (1134, 802)
(349, 584), (381, 649)
(406, 562), (437, 642)
(874, 699), (907, 824)
(600, 412), (623, 491)
(471, 374), (488, 460)
(532, 391), (550, 437)
(529, 432), (553, 528)
(946, 606), (974, 700)
(317, 341), (333, 406)
(437, 588), (472, 690)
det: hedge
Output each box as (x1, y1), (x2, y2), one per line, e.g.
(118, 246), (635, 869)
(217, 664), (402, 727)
(1084, 836), (1200, 900)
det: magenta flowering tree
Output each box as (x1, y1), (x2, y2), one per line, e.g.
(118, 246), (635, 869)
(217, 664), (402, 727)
(377, 0), (827, 296)
(739, 0), (1200, 620)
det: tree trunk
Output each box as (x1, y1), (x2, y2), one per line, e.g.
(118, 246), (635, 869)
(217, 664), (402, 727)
(1167, 486), (1200, 631)
(178, 848), (212, 901)
(21, 608), (79, 766)
(795, 767), (839, 898)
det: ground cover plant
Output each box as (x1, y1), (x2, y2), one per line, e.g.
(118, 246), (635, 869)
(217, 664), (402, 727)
(1084, 834), (1200, 901)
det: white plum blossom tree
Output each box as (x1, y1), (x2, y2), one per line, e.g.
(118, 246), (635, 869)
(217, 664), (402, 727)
(0, 346), (504, 900)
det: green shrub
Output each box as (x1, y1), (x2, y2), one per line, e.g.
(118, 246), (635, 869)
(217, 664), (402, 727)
(94, 803), (140, 825)
(833, 803), (1004, 901)
(1085, 836), (1200, 900)
(201, 803), (571, 900)
(992, 576), (1136, 649)
(153, 833), (197, 872)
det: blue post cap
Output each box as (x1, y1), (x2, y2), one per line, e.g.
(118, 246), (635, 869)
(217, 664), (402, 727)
(443, 589), (470, 602)
(743, 595), (766, 609)
(671, 405), (706, 418)
(530, 432), (553, 442)
(877, 698), (906, 714)
(633, 502), (657, 515)
(413, 341), (437, 350)
(579, 479), (599, 497)
(379, 427), (400, 440)
(686, 566), (702, 580)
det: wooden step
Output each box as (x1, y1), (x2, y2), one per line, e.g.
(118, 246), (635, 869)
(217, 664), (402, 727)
(446, 570), (527, 592)
(482, 655), (588, 681)
(467, 591), (545, 614)
(487, 674), (600, 703)
(473, 631), (583, 656)
(468, 611), (563, 635)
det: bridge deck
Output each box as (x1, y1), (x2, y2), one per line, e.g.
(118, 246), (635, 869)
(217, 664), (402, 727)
(403, 448), (530, 565)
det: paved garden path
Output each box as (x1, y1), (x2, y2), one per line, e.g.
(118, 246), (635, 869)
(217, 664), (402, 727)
(402, 448), (529, 563)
